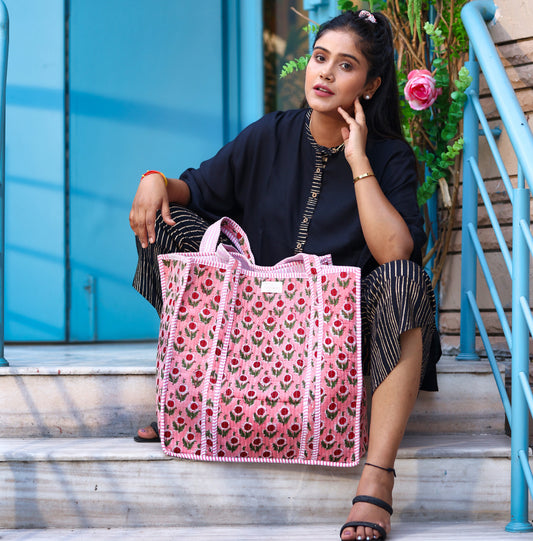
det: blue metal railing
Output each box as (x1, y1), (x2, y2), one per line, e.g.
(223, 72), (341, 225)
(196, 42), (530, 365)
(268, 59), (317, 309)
(460, 0), (533, 532)
(0, 1), (8, 367)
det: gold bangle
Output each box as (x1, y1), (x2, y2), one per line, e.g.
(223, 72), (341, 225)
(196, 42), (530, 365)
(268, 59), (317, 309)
(141, 170), (168, 186)
(353, 172), (375, 184)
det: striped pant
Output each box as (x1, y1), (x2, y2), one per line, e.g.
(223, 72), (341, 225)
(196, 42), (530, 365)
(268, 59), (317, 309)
(133, 205), (441, 393)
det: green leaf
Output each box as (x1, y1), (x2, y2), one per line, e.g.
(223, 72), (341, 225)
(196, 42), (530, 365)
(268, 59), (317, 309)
(303, 24), (319, 35)
(417, 178), (439, 206)
(280, 55), (310, 79)
(338, 0), (357, 11)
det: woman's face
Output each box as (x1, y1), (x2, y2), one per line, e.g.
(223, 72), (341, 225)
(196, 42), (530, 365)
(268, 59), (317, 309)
(305, 29), (380, 115)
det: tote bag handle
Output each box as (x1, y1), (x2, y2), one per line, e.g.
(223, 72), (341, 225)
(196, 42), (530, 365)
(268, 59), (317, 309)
(199, 217), (255, 263)
(214, 243), (333, 273)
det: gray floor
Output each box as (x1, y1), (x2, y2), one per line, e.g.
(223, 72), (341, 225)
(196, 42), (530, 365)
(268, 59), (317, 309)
(2, 342), (157, 368)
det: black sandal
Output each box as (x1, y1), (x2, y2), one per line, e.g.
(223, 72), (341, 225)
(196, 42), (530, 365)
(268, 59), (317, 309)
(133, 421), (160, 443)
(339, 463), (395, 540)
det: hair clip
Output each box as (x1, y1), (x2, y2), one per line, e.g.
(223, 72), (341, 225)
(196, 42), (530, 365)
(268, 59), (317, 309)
(359, 10), (377, 24)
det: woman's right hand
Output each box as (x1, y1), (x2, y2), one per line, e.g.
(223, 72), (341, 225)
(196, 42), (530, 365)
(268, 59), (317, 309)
(129, 173), (176, 248)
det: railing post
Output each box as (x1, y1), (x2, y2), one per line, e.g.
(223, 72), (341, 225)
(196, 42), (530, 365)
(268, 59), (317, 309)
(0, 0), (8, 367)
(457, 44), (480, 361)
(460, 0), (533, 531)
(506, 183), (533, 532)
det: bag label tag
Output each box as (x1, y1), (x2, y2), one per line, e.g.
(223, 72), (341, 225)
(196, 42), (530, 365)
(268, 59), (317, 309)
(261, 280), (283, 294)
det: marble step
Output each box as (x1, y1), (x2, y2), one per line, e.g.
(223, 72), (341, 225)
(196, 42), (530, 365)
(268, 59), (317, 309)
(0, 434), (528, 529)
(0, 345), (507, 437)
(0, 522), (528, 540)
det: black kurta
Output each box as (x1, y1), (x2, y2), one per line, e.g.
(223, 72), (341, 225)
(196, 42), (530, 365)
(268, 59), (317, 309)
(181, 108), (426, 276)
(133, 108), (441, 391)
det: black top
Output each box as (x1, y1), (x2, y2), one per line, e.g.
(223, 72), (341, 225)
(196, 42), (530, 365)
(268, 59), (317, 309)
(181, 108), (425, 275)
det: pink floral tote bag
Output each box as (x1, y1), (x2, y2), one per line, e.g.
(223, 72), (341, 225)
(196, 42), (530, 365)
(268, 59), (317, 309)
(156, 217), (367, 467)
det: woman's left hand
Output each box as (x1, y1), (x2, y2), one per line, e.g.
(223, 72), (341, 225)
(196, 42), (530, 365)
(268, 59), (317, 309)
(338, 98), (368, 168)
(337, 98), (415, 264)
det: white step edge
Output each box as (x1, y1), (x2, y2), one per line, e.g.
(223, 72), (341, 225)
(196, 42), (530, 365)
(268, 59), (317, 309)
(0, 434), (515, 462)
(0, 521), (528, 540)
(1, 434), (530, 528)
(0, 351), (497, 374)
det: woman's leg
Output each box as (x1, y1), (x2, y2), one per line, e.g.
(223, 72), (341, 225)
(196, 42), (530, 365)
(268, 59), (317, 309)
(134, 205), (213, 441)
(342, 327), (423, 540)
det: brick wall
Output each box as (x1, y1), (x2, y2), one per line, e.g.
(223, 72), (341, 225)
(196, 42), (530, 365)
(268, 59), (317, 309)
(438, 0), (533, 357)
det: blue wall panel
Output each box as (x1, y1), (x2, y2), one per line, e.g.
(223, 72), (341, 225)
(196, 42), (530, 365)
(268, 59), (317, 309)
(68, 0), (225, 340)
(4, 0), (66, 341)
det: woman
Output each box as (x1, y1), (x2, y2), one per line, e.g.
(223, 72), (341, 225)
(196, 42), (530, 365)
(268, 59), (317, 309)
(130, 9), (441, 541)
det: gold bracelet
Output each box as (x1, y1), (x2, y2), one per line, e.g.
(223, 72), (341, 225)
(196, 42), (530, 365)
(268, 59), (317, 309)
(353, 173), (374, 184)
(141, 170), (168, 186)
(353, 172), (375, 184)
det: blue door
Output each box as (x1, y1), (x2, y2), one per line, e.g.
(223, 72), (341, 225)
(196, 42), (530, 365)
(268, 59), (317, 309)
(68, 0), (228, 340)
(4, 0), (66, 341)
(4, 1), (263, 342)
(68, 0), (263, 341)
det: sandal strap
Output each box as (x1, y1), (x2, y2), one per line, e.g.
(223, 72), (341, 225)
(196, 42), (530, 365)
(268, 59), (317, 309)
(340, 520), (387, 540)
(150, 421), (160, 437)
(352, 495), (393, 516)
(365, 461), (396, 477)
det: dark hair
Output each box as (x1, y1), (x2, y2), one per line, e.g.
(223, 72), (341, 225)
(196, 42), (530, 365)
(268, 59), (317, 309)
(313, 10), (402, 141)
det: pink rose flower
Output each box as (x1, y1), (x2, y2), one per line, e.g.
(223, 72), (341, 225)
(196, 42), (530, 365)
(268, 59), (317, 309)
(404, 69), (442, 110)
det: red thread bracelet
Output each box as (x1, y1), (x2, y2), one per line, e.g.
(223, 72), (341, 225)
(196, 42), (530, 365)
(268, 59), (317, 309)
(140, 170), (168, 186)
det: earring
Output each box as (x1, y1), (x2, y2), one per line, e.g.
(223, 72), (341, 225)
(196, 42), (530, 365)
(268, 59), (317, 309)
(364, 94), (371, 100)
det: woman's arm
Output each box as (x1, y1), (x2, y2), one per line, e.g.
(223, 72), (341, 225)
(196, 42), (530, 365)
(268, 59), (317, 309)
(338, 100), (414, 264)
(350, 168), (414, 264)
(129, 173), (191, 249)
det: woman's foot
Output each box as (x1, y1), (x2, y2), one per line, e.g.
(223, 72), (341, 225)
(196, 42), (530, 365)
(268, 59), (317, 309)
(340, 463), (395, 540)
(133, 421), (160, 442)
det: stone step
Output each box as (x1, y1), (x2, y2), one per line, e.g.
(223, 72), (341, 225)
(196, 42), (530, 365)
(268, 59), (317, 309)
(0, 522), (527, 540)
(0, 434), (527, 529)
(0, 345), (507, 437)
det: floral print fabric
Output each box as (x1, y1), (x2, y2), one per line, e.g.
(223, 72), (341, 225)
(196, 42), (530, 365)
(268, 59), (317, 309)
(156, 219), (366, 467)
